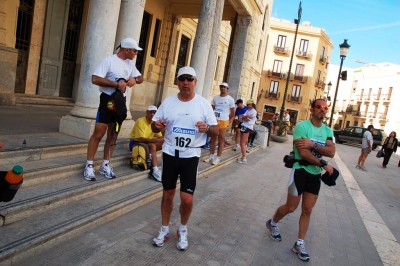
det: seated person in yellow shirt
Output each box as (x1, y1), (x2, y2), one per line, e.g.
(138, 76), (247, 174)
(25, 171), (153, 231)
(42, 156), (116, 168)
(129, 105), (164, 182)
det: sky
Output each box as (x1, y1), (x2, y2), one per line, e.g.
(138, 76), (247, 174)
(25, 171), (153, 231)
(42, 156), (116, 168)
(270, 0), (400, 68)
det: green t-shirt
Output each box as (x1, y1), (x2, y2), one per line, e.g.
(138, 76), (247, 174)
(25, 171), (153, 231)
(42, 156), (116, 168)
(293, 120), (334, 175)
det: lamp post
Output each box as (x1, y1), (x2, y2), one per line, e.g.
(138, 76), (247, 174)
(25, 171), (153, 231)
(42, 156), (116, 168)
(326, 81), (332, 102)
(328, 39), (350, 128)
(280, 1), (302, 120)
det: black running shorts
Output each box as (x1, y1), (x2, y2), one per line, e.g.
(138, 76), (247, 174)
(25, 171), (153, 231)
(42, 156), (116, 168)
(161, 153), (199, 195)
(96, 93), (116, 124)
(288, 168), (321, 196)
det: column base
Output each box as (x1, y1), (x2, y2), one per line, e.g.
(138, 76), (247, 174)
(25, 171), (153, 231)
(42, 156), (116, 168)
(59, 115), (134, 140)
(0, 92), (16, 106)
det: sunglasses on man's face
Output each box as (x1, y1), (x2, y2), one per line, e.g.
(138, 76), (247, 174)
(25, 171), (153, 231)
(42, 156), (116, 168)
(128, 49), (138, 53)
(177, 76), (195, 82)
(314, 104), (329, 110)
(148, 110), (156, 114)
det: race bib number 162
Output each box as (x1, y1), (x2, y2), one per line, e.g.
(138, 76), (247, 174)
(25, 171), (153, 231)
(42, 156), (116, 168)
(172, 126), (196, 151)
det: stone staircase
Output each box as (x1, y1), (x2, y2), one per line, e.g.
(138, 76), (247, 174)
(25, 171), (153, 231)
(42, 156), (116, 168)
(0, 138), (259, 265)
(14, 93), (74, 108)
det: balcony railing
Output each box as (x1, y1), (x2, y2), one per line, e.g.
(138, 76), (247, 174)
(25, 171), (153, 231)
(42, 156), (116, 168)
(315, 80), (325, 88)
(273, 46), (289, 54)
(296, 50), (312, 58)
(293, 75), (308, 83)
(265, 91), (280, 100)
(287, 95), (302, 103)
(267, 70), (282, 78)
(319, 56), (326, 64)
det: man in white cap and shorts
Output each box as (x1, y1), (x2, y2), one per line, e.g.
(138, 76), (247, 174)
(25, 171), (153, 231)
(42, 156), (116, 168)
(83, 38), (143, 181)
(204, 82), (235, 165)
(151, 66), (219, 250)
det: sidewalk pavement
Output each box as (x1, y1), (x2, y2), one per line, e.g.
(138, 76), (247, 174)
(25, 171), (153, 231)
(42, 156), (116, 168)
(18, 132), (396, 265)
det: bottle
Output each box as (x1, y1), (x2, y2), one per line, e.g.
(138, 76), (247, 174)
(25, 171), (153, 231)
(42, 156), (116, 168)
(22, 139), (26, 148)
(5, 165), (24, 184)
(147, 153), (152, 169)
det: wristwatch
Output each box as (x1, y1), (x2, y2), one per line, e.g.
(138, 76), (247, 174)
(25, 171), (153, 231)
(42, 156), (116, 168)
(320, 159), (328, 167)
(313, 143), (318, 150)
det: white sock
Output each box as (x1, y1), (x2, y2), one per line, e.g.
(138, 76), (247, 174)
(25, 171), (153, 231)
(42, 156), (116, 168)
(179, 224), (187, 232)
(86, 160), (93, 167)
(161, 225), (169, 233)
(270, 219), (277, 226)
(297, 238), (304, 245)
(153, 166), (158, 172)
(209, 154), (214, 159)
(102, 160), (109, 166)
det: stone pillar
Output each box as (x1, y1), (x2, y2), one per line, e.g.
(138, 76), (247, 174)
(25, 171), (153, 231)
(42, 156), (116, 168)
(0, 46), (17, 105)
(227, 16), (252, 100)
(160, 14), (181, 101)
(60, 0), (122, 140)
(114, 0), (145, 121)
(202, 0), (224, 99)
(190, 0), (216, 95)
(25, 0), (47, 95)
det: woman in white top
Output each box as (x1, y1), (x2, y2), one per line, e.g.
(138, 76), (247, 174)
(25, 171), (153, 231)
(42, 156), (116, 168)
(237, 99), (258, 163)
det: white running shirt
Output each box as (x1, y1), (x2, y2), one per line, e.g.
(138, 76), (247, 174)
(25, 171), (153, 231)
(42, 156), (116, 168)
(211, 95), (235, 121)
(93, 54), (141, 95)
(241, 108), (258, 130)
(153, 94), (218, 158)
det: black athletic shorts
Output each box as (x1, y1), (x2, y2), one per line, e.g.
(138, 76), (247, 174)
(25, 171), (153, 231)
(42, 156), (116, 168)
(95, 93), (116, 124)
(288, 168), (321, 196)
(161, 152), (199, 195)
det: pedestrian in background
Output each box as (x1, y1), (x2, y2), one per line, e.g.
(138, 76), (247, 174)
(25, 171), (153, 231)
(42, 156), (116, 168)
(237, 100), (257, 163)
(232, 99), (248, 151)
(356, 125), (374, 171)
(272, 112), (279, 134)
(382, 131), (398, 168)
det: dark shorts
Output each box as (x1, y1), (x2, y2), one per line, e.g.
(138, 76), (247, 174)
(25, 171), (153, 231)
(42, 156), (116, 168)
(96, 93), (116, 124)
(361, 147), (370, 154)
(240, 126), (252, 133)
(288, 168), (321, 196)
(161, 152), (199, 195)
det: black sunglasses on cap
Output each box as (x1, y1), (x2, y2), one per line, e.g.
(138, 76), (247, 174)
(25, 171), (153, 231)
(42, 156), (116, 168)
(177, 76), (195, 82)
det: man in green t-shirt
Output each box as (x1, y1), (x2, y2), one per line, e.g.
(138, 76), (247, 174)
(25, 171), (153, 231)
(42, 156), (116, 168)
(129, 105), (164, 182)
(266, 99), (336, 262)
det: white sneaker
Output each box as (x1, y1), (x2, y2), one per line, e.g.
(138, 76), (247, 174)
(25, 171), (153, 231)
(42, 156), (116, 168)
(237, 157), (247, 164)
(246, 147), (250, 153)
(233, 144), (239, 151)
(84, 164), (96, 181)
(212, 157), (221, 165)
(204, 155), (214, 163)
(151, 169), (162, 182)
(176, 229), (188, 250)
(99, 163), (115, 179)
(153, 227), (170, 247)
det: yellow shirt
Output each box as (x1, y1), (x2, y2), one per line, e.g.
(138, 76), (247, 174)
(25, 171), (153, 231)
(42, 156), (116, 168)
(130, 117), (162, 141)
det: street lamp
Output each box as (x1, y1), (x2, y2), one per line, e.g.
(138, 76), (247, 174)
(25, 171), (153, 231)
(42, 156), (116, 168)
(280, 1), (302, 120)
(326, 81), (332, 102)
(328, 39), (350, 128)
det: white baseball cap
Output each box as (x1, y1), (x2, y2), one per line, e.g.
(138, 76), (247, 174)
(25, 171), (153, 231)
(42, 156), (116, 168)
(177, 66), (196, 78)
(147, 105), (157, 111)
(117, 38), (142, 51)
(220, 82), (229, 88)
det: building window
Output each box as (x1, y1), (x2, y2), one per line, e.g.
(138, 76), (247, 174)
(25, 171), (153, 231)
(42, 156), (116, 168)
(269, 80), (279, 97)
(257, 39), (262, 61)
(137, 11), (151, 72)
(264, 105), (276, 113)
(292, 85), (301, 97)
(214, 56), (220, 80)
(251, 82), (255, 99)
(277, 35), (286, 50)
(294, 64), (304, 80)
(272, 60), (282, 76)
(299, 39), (308, 54)
(317, 70), (321, 82)
(174, 35), (190, 85)
(321, 46), (325, 58)
(150, 18), (161, 57)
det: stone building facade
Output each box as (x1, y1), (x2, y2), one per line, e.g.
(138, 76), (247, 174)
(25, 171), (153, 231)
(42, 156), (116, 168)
(0, 0), (273, 138)
(256, 18), (333, 124)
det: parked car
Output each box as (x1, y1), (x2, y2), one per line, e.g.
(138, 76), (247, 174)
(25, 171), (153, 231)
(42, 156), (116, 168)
(333, 126), (387, 150)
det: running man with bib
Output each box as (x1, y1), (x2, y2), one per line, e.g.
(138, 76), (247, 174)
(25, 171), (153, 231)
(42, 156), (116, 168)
(151, 66), (219, 251)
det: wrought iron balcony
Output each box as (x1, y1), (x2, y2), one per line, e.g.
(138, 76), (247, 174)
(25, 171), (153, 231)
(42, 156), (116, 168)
(314, 80), (325, 88)
(296, 50), (312, 58)
(287, 95), (302, 103)
(273, 46), (290, 54)
(293, 75), (308, 83)
(266, 70), (282, 78)
(319, 56), (326, 64)
(265, 91), (280, 100)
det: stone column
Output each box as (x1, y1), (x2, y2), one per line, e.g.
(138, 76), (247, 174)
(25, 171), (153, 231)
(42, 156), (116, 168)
(160, 14), (181, 101)
(114, 0), (145, 122)
(202, 0), (224, 99)
(190, 0), (216, 95)
(228, 16), (252, 100)
(25, 0), (47, 95)
(60, 0), (122, 140)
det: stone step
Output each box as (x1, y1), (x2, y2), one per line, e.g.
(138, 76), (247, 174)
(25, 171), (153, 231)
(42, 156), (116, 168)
(14, 93), (74, 107)
(0, 146), (260, 265)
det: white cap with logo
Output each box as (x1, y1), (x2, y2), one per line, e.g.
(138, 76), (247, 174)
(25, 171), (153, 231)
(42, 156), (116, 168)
(177, 66), (196, 78)
(219, 82), (229, 88)
(147, 105), (157, 111)
(117, 38), (142, 51)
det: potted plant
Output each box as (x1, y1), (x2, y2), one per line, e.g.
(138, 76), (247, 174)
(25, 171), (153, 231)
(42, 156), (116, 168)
(271, 120), (288, 143)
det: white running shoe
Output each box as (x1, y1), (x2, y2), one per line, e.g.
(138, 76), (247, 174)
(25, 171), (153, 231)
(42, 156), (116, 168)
(84, 164), (96, 181)
(212, 157), (221, 165)
(151, 169), (162, 182)
(152, 227), (170, 247)
(233, 144), (239, 151)
(99, 163), (115, 179)
(237, 157), (247, 164)
(176, 229), (188, 250)
(204, 155), (214, 163)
